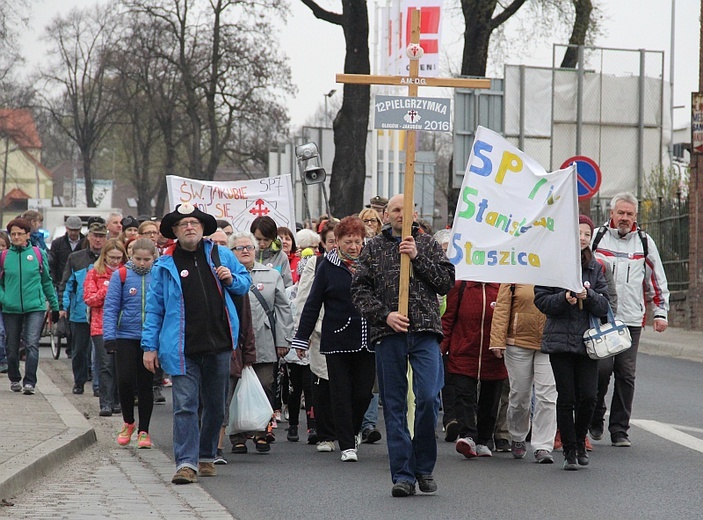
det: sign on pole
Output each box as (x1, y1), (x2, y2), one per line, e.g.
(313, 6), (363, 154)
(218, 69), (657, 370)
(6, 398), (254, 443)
(560, 155), (602, 201)
(374, 95), (451, 131)
(692, 92), (703, 155)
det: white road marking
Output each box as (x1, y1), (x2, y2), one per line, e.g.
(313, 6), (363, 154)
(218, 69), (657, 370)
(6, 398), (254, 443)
(631, 419), (703, 453)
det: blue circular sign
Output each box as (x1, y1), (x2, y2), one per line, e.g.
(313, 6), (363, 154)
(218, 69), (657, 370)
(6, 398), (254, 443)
(561, 156), (602, 201)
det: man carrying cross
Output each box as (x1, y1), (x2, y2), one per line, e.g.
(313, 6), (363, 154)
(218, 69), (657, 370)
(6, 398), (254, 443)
(351, 194), (454, 497)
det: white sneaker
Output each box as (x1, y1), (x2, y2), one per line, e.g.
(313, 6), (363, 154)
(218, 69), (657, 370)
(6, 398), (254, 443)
(475, 444), (492, 457)
(341, 449), (358, 462)
(355, 432), (361, 451)
(317, 441), (336, 452)
(22, 384), (36, 395)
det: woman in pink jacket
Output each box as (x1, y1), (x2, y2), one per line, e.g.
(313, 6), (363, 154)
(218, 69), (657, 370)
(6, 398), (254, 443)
(83, 239), (127, 417)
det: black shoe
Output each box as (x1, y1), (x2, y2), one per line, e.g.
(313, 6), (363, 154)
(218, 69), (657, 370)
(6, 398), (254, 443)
(494, 438), (511, 452)
(576, 441), (589, 466)
(415, 474), (437, 493)
(589, 423), (604, 441)
(112, 405), (122, 414)
(391, 481), (416, 497)
(93, 389), (100, 397)
(563, 448), (579, 471)
(231, 443), (248, 454)
(214, 449), (228, 465)
(153, 386), (166, 404)
(611, 433), (631, 447)
(361, 427), (382, 444)
(255, 439), (271, 453)
(287, 425), (299, 442)
(99, 406), (112, 417)
(306, 428), (318, 445)
(444, 419), (459, 442)
(72, 385), (84, 395)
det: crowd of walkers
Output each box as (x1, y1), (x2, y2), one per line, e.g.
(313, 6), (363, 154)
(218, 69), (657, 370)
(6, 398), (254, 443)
(2, 190), (669, 496)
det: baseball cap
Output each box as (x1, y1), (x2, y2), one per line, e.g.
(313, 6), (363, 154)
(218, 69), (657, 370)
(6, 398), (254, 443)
(65, 216), (83, 230)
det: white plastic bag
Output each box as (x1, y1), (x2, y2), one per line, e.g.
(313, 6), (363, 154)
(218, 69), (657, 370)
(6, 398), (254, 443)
(226, 366), (273, 434)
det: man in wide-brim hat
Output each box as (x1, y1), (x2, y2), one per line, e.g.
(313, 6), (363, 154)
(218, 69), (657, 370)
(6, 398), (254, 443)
(141, 203), (251, 485)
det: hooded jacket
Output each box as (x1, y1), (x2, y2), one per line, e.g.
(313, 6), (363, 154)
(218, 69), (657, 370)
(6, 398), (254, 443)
(103, 266), (152, 342)
(83, 264), (119, 336)
(256, 239), (293, 288)
(140, 240), (251, 376)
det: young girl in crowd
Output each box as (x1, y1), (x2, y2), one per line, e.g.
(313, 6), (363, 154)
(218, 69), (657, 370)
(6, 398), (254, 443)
(83, 239), (127, 416)
(103, 238), (158, 448)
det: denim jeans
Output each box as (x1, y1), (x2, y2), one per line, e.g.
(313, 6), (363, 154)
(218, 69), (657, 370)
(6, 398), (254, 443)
(361, 392), (379, 431)
(171, 350), (230, 471)
(4, 311), (44, 387)
(375, 332), (443, 485)
(70, 322), (91, 387)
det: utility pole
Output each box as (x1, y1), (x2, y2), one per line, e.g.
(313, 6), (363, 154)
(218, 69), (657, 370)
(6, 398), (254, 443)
(688, 0), (703, 329)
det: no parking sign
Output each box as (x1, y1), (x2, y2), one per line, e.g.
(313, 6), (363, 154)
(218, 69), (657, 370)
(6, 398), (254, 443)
(560, 156), (601, 201)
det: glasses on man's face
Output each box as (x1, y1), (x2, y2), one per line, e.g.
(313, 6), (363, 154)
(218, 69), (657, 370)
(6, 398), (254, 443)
(175, 220), (202, 230)
(232, 245), (255, 252)
(363, 219), (380, 225)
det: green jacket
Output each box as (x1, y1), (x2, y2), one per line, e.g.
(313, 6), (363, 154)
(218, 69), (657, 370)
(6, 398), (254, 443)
(0, 243), (59, 314)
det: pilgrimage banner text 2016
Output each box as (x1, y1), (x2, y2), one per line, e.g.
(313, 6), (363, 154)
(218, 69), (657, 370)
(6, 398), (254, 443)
(166, 175), (296, 232)
(448, 126), (583, 292)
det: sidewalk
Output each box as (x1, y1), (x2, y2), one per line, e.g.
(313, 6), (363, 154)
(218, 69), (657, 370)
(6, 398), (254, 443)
(0, 326), (700, 516)
(0, 360), (234, 519)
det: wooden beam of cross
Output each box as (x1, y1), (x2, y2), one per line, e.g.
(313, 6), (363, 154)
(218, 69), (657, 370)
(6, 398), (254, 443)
(336, 8), (491, 316)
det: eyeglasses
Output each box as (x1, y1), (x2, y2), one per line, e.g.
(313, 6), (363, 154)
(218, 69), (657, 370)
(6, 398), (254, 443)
(363, 219), (380, 225)
(106, 255), (124, 262)
(232, 245), (255, 252)
(174, 220), (202, 229)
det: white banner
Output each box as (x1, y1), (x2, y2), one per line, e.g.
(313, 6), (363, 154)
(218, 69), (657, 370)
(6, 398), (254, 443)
(448, 126), (582, 292)
(382, 0), (443, 77)
(166, 175), (296, 232)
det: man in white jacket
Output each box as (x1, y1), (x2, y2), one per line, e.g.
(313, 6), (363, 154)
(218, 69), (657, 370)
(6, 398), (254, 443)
(591, 192), (669, 447)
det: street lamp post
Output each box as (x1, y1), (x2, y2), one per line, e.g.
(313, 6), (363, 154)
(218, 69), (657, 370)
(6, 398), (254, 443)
(324, 89), (336, 127)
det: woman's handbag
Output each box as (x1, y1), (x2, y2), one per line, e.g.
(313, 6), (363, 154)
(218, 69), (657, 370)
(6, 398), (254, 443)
(226, 366), (274, 434)
(583, 305), (632, 360)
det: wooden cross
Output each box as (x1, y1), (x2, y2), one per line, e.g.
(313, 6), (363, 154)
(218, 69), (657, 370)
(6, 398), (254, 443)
(337, 8), (491, 316)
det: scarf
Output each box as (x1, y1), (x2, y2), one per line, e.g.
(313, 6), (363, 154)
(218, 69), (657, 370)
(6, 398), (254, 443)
(127, 259), (152, 277)
(337, 248), (360, 274)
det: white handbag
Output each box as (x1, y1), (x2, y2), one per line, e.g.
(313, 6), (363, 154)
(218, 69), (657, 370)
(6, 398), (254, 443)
(583, 305), (632, 360)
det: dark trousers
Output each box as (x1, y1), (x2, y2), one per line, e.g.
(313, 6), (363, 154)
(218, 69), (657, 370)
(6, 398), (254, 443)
(287, 363), (314, 429)
(445, 373), (504, 445)
(592, 326), (641, 438)
(325, 351), (375, 451)
(441, 354), (456, 427)
(114, 339), (154, 432)
(70, 322), (91, 387)
(93, 335), (118, 409)
(313, 376), (336, 442)
(549, 352), (599, 451)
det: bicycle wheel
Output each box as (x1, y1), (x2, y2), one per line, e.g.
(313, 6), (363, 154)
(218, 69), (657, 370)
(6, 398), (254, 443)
(51, 329), (61, 360)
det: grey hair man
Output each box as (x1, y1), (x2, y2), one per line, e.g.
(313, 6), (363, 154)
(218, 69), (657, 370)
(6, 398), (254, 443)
(590, 192), (669, 447)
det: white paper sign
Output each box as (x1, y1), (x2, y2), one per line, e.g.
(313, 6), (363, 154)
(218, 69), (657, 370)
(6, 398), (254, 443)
(448, 126), (582, 292)
(166, 175), (296, 232)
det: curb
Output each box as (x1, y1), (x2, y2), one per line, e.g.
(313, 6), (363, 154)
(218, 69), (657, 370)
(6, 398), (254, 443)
(0, 367), (96, 500)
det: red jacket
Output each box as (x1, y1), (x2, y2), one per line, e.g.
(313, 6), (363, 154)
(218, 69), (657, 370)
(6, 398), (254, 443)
(83, 265), (119, 336)
(440, 281), (507, 381)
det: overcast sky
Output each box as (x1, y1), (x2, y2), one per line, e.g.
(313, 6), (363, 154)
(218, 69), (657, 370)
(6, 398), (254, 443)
(20, 0), (699, 129)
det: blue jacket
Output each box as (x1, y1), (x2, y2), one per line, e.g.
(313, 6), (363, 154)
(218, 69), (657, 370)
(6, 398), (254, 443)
(140, 240), (251, 376)
(103, 266), (151, 342)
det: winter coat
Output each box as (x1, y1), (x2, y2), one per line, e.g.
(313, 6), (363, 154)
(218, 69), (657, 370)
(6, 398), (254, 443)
(489, 284), (545, 351)
(256, 240), (293, 288)
(103, 266), (151, 342)
(292, 249), (370, 354)
(0, 243), (58, 314)
(49, 233), (85, 286)
(534, 258), (611, 356)
(440, 281), (507, 380)
(294, 255), (327, 379)
(351, 223), (455, 344)
(140, 240), (251, 376)
(248, 262), (295, 364)
(61, 248), (99, 323)
(593, 222), (669, 326)
(83, 265), (119, 336)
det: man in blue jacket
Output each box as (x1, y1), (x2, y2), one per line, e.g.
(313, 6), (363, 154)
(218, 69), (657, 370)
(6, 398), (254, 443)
(141, 204), (251, 485)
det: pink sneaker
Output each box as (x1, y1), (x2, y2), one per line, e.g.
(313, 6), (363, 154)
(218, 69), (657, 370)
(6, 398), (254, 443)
(137, 431), (152, 449)
(117, 422), (136, 446)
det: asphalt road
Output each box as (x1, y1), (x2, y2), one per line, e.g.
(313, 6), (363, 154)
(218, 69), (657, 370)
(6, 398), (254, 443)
(145, 352), (703, 520)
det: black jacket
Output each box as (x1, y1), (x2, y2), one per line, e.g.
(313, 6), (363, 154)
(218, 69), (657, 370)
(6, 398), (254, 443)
(49, 233), (85, 285)
(292, 249), (370, 354)
(534, 258), (610, 356)
(351, 223), (455, 344)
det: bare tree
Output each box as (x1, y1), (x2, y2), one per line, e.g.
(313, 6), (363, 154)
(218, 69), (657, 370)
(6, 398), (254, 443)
(299, 0), (369, 217)
(39, 5), (119, 207)
(560, 0), (595, 68)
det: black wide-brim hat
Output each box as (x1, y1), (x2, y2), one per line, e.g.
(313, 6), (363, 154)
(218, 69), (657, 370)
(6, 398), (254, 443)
(160, 203), (218, 239)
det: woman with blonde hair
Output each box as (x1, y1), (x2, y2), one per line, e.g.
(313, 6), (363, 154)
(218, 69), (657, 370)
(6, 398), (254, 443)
(83, 239), (128, 417)
(358, 208), (382, 238)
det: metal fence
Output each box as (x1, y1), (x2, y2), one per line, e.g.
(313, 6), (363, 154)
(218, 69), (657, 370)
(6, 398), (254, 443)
(590, 197), (689, 292)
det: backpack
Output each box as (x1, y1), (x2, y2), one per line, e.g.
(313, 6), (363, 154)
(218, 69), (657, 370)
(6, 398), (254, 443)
(0, 246), (44, 279)
(592, 225), (648, 259)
